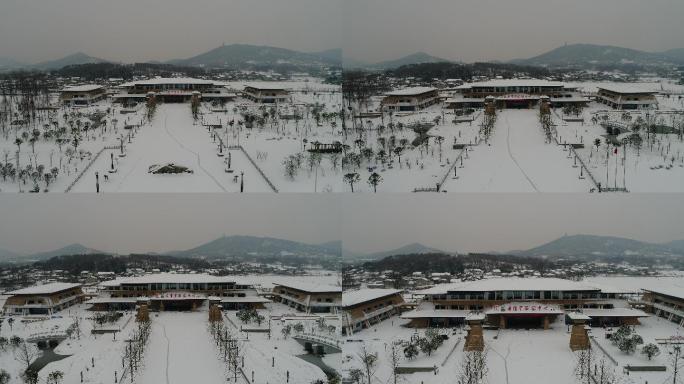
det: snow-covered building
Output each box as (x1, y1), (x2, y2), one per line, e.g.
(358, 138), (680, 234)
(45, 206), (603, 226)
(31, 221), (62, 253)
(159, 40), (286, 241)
(271, 281), (341, 313)
(596, 85), (658, 110)
(92, 273), (264, 311)
(2, 282), (85, 316)
(401, 277), (648, 328)
(114, 78), (236, 103)
(381, 87), (441, 112)
(341, 288), (404, 335)
(60, 85), (106, 106)
(242, 85), (290, 104)
(447, 79), (588, 109)
(639, 288), (684, 327)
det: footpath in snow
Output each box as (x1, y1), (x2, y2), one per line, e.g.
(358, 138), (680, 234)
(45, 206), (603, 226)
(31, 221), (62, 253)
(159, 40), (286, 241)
(445, 110), (592, 192)
(138, 312), (227, 384)
(71, 104), (271, 193)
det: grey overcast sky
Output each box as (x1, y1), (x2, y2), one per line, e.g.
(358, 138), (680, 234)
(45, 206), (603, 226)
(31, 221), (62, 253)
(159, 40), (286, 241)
(342, 0), (684, 63)
(341, 194), (684, 254)
(0, 195), (340, 255)
(0, 0), (343, 63)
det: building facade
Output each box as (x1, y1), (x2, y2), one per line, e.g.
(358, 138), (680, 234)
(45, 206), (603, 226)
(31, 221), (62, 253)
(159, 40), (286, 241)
(92, 274), (266, 311)
(3, 282), (85, 316)
(60, 85), (106, 106)
(381, 87), (441, 112)
(596, 86), (658, 110)
(271, 282), (341, 313)
(242, 85), (290, 104)
(447, 80), (588, 109)
(341, 288), (405, 335)
(114, 78), (236, 103)
(401, 278), (646, 329)
(638, 288), (684, 327)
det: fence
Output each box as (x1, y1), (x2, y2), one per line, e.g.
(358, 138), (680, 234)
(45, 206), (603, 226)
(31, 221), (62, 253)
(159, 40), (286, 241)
(64, 145), (119, 193)
(226, 145), (278, 193)
(547, 113), (603, 192)
(589, 336), (618, 366)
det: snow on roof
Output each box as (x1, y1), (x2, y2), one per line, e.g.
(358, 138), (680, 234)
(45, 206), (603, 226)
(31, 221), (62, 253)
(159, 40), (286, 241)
(273, 281), (341, 294)
(86, 297), (139, 304)
(216, 297), (271, 303)
(7, 282), (81, 295)
(401, 309), (470, 319)
(566, 312), (591, 321)
(384, 87), (437, 96)
(485, 302), (564, 315)
(597, 84), (657, 94)
(101, 273), (246, 287)
(62, 85), (103, 92)
(420, 277), (599, 295)
(466, 312), (486, 321)
(643, 287), (684, 301)
(120, 78), (217, 87)
(580, 281), (637, 294)
(458, 79), (565, 89)
(242, 84), (288, 91)
(342, 288), (402, 307)
(581, 308), (649, 318)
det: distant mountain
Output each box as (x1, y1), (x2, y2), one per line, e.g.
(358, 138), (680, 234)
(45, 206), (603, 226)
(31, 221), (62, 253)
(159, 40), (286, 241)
(0, 57), (25, 71)
(371, 52), (450, 70)
(664, 239), (684, 253)
(360, 243), (447, 260)
(0, 247), (24, 261)
(31, 52), (108, 71)
(662, 48), (684, 63)
(23, 243), (102, 262)
(309, 48), (342, 63)
(514, 234), (683, 259)
(35, 253), (211, 275)
(167, 44), (340, 69)
(513, 43), (681, 67)
(317, 240), (343, 255)
(168, 235), (340, 259)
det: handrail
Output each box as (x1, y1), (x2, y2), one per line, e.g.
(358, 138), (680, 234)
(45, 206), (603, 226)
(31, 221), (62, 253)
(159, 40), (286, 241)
(64, 145), (119, 192)
(226, 145), (278, 193)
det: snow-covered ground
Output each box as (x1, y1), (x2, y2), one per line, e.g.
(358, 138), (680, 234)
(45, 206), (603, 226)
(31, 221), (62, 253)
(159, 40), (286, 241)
(443, 109), (592, 192)
(343, 274), (684, 384)
(70, 104), (271, 193)
(0, 272), (342, 384)
(2, 78), (681, 192)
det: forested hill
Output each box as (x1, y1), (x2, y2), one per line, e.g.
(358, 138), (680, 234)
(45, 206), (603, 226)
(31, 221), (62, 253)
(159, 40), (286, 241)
(34, 254), (212, 275)
(386, 62), (552, 81)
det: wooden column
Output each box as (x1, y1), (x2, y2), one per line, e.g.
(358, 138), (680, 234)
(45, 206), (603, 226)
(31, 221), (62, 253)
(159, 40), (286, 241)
(464, 316), (485, 352)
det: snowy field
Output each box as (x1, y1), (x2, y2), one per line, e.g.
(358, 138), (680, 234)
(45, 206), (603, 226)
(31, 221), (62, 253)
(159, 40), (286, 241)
(1, 78), (682, 192)
(443, 109), (592, 192)
(343, 274), (684, 384)
(0, 271), (342, 384)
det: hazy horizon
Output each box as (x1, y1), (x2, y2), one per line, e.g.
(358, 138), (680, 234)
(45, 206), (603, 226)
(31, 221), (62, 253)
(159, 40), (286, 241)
(341, 194), (684, 254)
(342, 0), (684, 63)
(1, 195), (683, 257)
(0, 195), (341, 255)
(3, 0), (683, 65)
(0, 0), (343, 64)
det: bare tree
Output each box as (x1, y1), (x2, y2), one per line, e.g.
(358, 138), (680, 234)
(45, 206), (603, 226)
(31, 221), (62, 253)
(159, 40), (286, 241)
(593, 358), (618, 384)
(14, 342), (38, 370)
(574, 348), (594, 384)
(358, 344), (378, 384)
(458, 350), (488, 384)
(388, 342), (401, 384)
